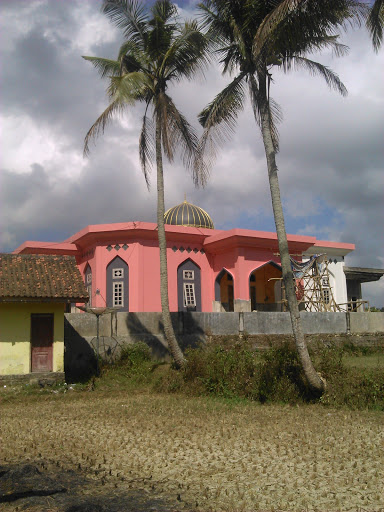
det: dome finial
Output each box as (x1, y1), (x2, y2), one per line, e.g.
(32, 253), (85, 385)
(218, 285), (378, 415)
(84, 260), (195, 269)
(184, 193), (187, 202)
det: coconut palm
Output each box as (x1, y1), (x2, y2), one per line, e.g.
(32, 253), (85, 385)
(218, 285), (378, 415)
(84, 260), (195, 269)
(83, 0), (208, 367)
(198, 0), (365, 392)
(367, 0), (384, 51)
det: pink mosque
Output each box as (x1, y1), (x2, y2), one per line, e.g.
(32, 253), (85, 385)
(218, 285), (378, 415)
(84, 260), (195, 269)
(14, 200), (356, 313)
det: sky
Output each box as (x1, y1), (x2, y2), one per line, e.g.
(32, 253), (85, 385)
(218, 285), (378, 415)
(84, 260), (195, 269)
(1, 0), (383, 306)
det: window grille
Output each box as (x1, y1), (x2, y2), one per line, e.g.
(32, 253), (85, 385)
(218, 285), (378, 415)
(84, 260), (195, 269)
(113, 268), (124, 279)
(183, 283), (196, 307)
(322, 289), (330, 304)
(183, 270), (194, 280)
(86, 273), (92, 284)
(113, 282), (124, 307)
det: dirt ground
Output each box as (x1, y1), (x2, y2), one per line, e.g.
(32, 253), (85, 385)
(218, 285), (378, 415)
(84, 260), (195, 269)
(1, 391), (383, 511)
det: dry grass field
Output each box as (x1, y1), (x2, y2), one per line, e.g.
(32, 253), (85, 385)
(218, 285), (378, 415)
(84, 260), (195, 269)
(1, 389), (383, 511)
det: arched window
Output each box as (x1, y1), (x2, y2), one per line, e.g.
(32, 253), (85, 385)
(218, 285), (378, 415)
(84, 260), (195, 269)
(177, 259), (201, 312)
(84, 264), (92, 306)
(249, 261), (282, 311)
(215, 269), (234, 312)
(106, 257), (129, 312)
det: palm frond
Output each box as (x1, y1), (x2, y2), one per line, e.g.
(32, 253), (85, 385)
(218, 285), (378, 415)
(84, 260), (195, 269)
(282, 56), (347, 96)
(279, 33), (349, 60)
(82, 56), (120, 78)
(198, 72), (246, 131)
(107, 71), (151, 101)
(139, 105), (155, 189)
(305, 36), (349, 58)
(253, 0), (306, 61)
(198, 1), (241, 57)
(102, 0), (148, 47)
(150, 0), (178, 24)
(253, 0), (367, 65)
(84, 100), (125, 156)
(161, 20), (209, 81)
(117, 40), (149, 73)
(367, 0), (384, 51)
(198, 73), (246, 172)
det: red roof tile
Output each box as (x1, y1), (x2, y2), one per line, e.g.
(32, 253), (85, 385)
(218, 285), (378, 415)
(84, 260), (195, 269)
(0, 254), (88, 302)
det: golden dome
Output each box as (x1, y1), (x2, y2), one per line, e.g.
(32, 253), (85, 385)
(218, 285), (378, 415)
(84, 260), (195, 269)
(164, 200), (214, 229)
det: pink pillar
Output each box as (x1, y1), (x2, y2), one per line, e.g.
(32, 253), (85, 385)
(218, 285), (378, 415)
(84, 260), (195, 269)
(234, 248), (250, 300)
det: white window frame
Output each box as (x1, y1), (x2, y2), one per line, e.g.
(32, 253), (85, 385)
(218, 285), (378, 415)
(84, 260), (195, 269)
(113, 281), (124, 307)
(322, 288), (330, 304)
(183, 282), (196, 307)
(322, 277), (329, 287)
(183, 270), (194, 280)
(112, 268), (124, 279)
(86, 273), (92, 284)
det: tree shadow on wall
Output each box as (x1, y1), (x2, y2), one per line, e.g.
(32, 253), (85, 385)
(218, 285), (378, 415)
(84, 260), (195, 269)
(124, 311), (206, 360)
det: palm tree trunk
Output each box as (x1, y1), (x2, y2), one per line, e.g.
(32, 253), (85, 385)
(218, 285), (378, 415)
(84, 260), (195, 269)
(155, 114), (186, 368)
(257, 74), (325, 393)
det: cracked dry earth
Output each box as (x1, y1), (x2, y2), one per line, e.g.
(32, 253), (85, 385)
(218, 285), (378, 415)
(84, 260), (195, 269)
(1, 392), (383, 511)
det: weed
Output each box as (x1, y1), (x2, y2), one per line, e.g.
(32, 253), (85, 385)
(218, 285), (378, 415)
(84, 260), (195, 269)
(182, 341), (258, 399)
(255, 342), (309, 403)
(154, 340), (384, 409)
(119, 342), (152, 368)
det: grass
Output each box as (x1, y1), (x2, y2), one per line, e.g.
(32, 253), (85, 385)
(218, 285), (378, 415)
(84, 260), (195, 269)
(343, 352), (384, 369)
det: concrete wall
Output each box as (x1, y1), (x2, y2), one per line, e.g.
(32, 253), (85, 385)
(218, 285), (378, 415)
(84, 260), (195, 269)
(349, 312), (384, 333)
(65, 311), (384, 339)
(63, 310), (384, 379)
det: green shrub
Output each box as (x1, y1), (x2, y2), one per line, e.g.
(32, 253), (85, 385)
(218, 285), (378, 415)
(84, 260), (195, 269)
(96, 337), (383, 410)
(153, 366), (184, 393)
(340, 341), (375, 356)
(311, 342), (345, 378)
(321, 368), (384, 410)
(183, 342), (258, 399)
(118, 342), (152, 371)
(255, 343), (309, 403)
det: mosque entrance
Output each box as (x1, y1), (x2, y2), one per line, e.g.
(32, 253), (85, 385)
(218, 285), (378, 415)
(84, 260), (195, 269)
(215, 269), (234, 312)
(249, 262), (282, 311)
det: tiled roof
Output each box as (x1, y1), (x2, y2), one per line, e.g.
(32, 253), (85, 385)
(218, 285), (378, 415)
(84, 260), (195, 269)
(0, 254), (88, 302)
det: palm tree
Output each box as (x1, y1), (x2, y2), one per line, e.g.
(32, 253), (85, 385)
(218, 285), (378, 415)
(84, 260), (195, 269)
(83, 0), (208, 367)
(367, 0), (384, 51)
(198, 0), (365, 393)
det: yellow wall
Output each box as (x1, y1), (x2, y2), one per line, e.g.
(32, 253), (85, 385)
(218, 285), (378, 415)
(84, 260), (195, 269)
(0, 303), (65, 375)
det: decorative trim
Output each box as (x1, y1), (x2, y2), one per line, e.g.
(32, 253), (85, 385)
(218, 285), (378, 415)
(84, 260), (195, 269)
(106, 244), (129, 252)
(183, 270), (194, 280)
(113, 268), (124, 279)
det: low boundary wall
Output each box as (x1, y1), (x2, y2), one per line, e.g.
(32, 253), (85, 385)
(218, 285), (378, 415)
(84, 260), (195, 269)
(64, 311), (384, 376)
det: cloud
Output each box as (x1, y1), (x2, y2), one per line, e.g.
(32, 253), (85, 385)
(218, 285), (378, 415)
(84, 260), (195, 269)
(1, 0), (383, 306)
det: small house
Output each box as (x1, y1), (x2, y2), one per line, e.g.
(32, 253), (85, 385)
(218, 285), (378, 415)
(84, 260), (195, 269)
(0, 254), (88, 380)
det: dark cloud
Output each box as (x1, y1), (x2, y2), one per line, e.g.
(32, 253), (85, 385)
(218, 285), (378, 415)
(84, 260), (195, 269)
(1, 0), (383, 306)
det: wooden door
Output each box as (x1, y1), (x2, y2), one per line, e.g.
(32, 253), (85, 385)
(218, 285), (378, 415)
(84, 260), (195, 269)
(228, 285), (234, 312)
(31, 314), (54, 372)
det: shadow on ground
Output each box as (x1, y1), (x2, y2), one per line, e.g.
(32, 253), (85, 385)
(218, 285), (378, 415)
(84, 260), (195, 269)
(0, 463), (191, 512)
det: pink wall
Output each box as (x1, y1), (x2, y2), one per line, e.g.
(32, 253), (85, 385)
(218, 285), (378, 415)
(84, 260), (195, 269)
(15, 221), (351, 312)
(75, 237), (215, 312)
